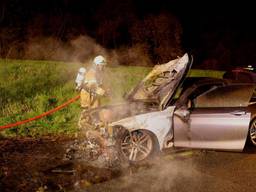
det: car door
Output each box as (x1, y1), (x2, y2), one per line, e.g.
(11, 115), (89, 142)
(174, 84), (255, 151)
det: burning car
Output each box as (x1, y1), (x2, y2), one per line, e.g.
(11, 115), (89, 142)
(85, 53), (256, 163)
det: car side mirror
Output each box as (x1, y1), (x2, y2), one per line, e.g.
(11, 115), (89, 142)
(174, 108), (190, 122)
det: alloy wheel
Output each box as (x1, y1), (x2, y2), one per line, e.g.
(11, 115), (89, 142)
(121, 130), (153, 162)
(250, 119), (256, 146)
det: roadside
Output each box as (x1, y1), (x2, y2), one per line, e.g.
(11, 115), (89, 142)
(1, 137), (256, 192)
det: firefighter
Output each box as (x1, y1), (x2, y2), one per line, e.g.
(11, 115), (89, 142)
(78, 55), (107, 131)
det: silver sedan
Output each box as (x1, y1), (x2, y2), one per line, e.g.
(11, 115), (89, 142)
(109, 54), (256, 163)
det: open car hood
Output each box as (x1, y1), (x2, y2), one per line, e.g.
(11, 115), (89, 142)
(126, 53), (192, 109)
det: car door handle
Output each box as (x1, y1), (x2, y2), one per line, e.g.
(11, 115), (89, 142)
(231, 111), (246, 116)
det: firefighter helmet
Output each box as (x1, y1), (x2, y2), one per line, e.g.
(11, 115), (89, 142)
(93, 55), (106, 65)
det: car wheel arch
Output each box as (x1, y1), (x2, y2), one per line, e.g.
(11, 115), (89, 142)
(247, 117), (256, 147)
(113, 125), (161, 148)
(113, 125), (160, 162)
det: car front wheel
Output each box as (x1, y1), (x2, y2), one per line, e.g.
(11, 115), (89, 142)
(249, 118), (256, 146)
(118, 129), (159, 163)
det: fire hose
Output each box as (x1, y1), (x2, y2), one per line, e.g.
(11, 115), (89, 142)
(0, 95), (80, 131)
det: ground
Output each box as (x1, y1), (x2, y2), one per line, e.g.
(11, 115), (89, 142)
(1, 137), (256, 192)
(0, 136), (123, 192)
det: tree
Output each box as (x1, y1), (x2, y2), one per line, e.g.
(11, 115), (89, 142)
(94, 0), (136, 48)
(130, 13), (183, 63)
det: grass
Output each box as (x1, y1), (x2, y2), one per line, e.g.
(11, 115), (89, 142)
(0, 59), (224, 137)
(188, 69), (224, 78)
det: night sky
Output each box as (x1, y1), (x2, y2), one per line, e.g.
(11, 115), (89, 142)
(1, 0), (256, 69)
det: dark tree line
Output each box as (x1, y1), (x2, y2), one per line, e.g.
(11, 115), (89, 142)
(0, 0), (183, 65)
(0, 0), (256, 69)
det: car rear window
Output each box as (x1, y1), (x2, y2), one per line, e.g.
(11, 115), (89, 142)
(194, 84), (255, 108)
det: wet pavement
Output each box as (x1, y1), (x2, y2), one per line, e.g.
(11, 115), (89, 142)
(86, 148), (256, 192)
(1, 137), (256, 192)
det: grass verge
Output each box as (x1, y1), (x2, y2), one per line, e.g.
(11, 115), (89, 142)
(0, 59), (224, 137)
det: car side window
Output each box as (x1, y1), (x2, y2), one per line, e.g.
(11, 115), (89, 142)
(176, 84), (217, 109)
(191, 86), (218, 108)
(193, 85), (255, 108)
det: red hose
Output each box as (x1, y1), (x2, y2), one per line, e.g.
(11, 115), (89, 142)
(0, 95), (80, 130)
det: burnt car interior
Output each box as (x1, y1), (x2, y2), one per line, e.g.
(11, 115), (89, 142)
(171, 78), (255, 116)
(169, 77), (227, 108)
(193, 84), (255, 108)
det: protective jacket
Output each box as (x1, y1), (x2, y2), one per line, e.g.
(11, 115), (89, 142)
(80, 67), (105, 109)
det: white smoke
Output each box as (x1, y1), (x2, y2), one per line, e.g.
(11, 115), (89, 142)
(24, 35), (107, 63)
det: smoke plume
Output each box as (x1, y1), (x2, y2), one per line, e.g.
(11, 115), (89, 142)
(24, 35), (107, 63)
(85, 156), (203, 192)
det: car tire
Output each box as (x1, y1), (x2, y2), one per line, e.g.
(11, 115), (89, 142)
(248, 118), (256, 147)
(116, 128), (159, 164)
